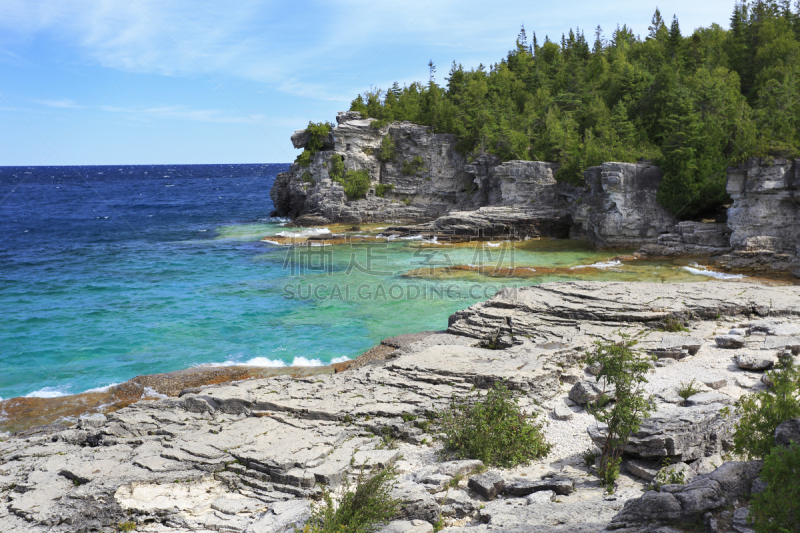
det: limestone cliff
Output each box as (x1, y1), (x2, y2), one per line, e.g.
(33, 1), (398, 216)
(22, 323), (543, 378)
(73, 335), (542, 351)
(270, 113), (799, 267)
(270, 112), (678, 248)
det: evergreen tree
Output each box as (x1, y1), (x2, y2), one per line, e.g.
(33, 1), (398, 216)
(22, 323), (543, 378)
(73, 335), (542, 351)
(648, 8), (666, 39)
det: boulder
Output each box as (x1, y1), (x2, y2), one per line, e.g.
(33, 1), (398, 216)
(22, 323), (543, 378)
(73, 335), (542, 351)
(552, 404), (574, 421)
(434, 460), (484, 478)
(467, 471), (505, 500)
(590, 404), (733, 462)
(716, 335), (746, 349)
(525, 490), (556, 504)
(702, 378), (727, 390)
(607, 461), (762, 528)
(504, 477), (574, 497)
(569, 380), (608, 405)
(736, 353), (777, 370)
(775, 418), (800, 447)
(691, 455), (722, 476)
(391, 482), (440, 523)
(684, 392), (732, 407)
(626, 459), (660, 481)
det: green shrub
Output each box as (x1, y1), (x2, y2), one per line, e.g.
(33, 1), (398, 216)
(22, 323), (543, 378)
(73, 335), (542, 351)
(375, 183), (394, 197)
(337, 170), (370, 200)
(749, 442), (800, 533)
(301, 171), (314, 184)
(438, 383), (551, 468)
(677, 379), (703, 403)
(298, 466), (399, 533)
(401, 156), (426, 175)
(661, 316), (689, 332)
(295, 121), (333, 168)
(402, 197), (412, 206)
(729, 356), (800, 460)
(585, 336), (655, 492)
(118, 522), (136, 532)
(329, 154), (344, 182)
(378, 135), (396, 163)
(295, 149), (312, 167)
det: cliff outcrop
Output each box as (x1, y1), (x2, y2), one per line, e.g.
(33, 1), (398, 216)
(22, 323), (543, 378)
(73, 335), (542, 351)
(272, 114), (800, 275)
(270, 113), (676, 247)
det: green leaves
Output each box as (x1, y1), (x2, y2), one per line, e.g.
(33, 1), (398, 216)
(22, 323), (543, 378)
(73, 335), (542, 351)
(730, 356), (800, 460)
(439, 383), (551, 468)
(749, 442), (800, 533)
(585, 336), (655, 491)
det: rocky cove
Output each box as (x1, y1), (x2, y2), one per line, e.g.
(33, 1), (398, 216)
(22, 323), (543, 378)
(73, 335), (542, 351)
(2, 281), (800, 532)
(271, 111), (800, 279)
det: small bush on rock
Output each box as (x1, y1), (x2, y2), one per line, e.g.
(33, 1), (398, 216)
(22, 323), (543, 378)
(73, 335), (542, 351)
(729, 356), (800, 460)
(677, 379), (703, 403)
(378, 135), (396, 162)
(375, 183), (394, 197)
(401, 156), (426, 175)
(585, 336), (655, 492)
(298, 466), (399, 533)
(749, 442), (800, 533)
(438, 383), (551, 468)
(338, 170), (370, 200)
(329, 154), (345, 182)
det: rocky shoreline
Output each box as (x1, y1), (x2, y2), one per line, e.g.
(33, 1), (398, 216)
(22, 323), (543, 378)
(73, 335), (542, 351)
(2, 281), (799, 532)
(271, 112), (800, 278)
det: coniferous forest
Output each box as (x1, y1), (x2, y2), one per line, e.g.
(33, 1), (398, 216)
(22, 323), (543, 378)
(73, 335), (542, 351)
(349, 1), (800, 219)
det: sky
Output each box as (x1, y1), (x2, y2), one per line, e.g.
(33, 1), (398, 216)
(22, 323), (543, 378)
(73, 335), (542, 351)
(0, 0), (737, 165)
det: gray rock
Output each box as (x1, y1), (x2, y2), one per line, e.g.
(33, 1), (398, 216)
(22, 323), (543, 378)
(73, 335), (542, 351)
(716, 335), (746, 349)
(684, 393), (732, 407)
(468, 471), (505, 500)
(418, 474), (451, 493)
(736, 353), (777, 370)
(590, 403), (733, 462)
(607, 461), (762, 528)
(763, 335), (800, 354)
(525, 490), (556, 504)
(656, 336), (704, 359)
(775, 418), (800, 447)
(434, 460), (484, 478)
(245, 500), (311, 533)
(653, 462), (696, 486)
(691, 455), (722, 476)
(702, 378), (727, 390)
(626, 459), (660, 481)
(569, 380), (608, 405)
(505, 478), (574, 497)
(377, 519), (434, 533)
(552, 404), (574, 421)
(731, 507), (755, 533)
(391, 481), (440, 523)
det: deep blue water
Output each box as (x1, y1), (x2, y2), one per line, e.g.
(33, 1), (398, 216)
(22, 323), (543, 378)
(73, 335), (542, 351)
(0, 165), (299, 399)
(0, 164), (724, 401)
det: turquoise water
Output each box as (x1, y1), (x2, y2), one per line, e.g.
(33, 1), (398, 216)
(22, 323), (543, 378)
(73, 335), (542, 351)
(0, 165), (729, 400)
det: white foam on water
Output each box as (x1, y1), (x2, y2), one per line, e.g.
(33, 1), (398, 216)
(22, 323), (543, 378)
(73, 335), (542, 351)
(83, 383), (120, 394)
(275, 228), (331, 238)
(484, 242), (503, 247)
(682, 263), (745, 280)
(142, 387), (168, 399)
(203, 355), (350, 368)
(571, 260), (622, 270)
(400, 235), (424, 240)
(330, 356), (351, 364)
(25, 386), (69, 398)
(261, 239), (283, 245)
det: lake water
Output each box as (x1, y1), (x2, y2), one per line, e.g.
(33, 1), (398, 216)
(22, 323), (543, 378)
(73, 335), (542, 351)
(0, 164), (738, 400)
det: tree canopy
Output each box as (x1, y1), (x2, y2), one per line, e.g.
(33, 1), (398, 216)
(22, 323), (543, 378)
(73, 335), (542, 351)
(349, 1), (800, 219)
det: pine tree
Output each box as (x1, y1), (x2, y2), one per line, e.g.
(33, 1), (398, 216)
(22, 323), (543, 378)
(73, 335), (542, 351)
(667, 15), (682, 59)
(648, 8), (666, 39)
(593, 25), (605, 53)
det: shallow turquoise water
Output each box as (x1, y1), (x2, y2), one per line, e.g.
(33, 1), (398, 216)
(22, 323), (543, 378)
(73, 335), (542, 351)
(0, 165), (729, 400)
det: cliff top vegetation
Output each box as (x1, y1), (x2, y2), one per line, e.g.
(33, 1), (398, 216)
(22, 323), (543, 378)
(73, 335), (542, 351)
(349, 1), (800, 219)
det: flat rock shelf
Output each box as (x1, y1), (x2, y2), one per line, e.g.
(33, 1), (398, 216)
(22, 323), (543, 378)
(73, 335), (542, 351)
(1, 281), (799, 532)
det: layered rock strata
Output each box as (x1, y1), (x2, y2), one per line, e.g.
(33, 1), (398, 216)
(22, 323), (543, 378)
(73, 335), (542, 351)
(2, 281), (800, 532)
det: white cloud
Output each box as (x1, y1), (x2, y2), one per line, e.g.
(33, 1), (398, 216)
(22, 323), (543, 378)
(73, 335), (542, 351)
(99, 104), (258, 124)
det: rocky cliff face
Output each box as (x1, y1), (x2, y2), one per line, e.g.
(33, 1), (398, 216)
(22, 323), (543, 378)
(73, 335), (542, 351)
(570, 162), (677, 249)
(270, 114), (674, 247)
(714, 158), (800, 276)
(271, 113), (798, 263)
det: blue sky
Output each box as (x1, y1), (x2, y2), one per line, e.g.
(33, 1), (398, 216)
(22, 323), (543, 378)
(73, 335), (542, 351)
(0, 0), (736, 165)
